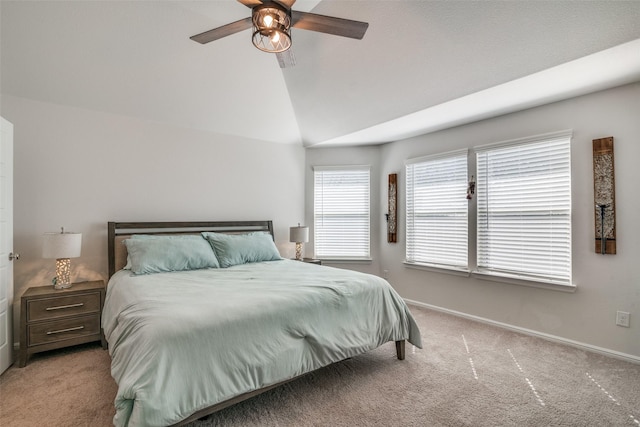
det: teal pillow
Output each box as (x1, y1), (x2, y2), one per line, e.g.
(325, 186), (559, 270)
(124, 235), (219, 275)
(122, 234), (165, 270)
(202, 232), (282, 268)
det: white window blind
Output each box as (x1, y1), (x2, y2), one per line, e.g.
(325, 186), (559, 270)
(406, 151), (468, 269)
(476, 132), (572, 284)
(314, 166), (370, 259)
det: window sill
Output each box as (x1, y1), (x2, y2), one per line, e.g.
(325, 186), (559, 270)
(403, 261), (470, 277)
(471, 270), (576, 293)
(403, 262), (576, 292)
(320, 258), (372, 264)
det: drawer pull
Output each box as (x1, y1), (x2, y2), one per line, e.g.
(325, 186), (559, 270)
(46, 326), (85, 335)
(46, 303), (84, 311)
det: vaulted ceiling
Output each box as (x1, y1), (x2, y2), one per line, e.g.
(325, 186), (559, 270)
(2, 1), (640, 147)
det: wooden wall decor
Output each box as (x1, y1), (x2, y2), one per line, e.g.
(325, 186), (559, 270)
(387, 173), (397, 243)
(593, 137), (616, 254)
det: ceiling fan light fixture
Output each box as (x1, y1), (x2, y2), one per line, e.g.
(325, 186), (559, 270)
(251, 2), (291, 53)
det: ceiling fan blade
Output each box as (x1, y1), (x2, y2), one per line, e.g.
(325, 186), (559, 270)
(291, 10), (368, 40)
(237, 0), (264, 8)
(237, 0), (297, 9)
(276, 49), (296, 68)
(190, 17), (253, 44)
(276, 0), (296, 8)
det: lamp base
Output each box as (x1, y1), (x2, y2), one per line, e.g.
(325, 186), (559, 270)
(295, 242), (304, 261)
(53, 258), (73, 289)
(53, 280), (72, 290)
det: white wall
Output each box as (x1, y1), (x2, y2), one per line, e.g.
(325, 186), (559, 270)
(308, 83), (640, 358)
(2, 94), (306, 340)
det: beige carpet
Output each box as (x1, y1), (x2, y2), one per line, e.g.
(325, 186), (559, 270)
(1, 306), (639, 426)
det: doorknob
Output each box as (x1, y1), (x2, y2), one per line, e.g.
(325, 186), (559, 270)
(8, 252), (20, 261)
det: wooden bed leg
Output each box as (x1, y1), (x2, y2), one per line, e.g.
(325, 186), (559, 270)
(395, 340), (405, 360)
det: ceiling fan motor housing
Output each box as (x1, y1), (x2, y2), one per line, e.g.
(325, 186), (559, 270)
(252, 1), (292, 53)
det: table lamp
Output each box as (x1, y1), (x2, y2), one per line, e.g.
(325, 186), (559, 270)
(289, 223), (309, 261)
(43, 227), (82, 289)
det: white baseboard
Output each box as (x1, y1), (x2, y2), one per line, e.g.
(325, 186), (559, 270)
(405, 298), (640, 365)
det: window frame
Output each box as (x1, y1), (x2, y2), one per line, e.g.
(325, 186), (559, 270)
(403, 130), (575, 292)
(313, 165), (371, 261)
(473, 130), (573, 289)
(405, 149), (469, 272)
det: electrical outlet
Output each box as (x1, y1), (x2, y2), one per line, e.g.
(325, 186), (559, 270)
(382, 269), (389, 279)
(616, 311), (630, 328)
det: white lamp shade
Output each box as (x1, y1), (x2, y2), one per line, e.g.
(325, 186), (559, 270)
(43, 232), (82, 259)
(289, 225), (309, 243)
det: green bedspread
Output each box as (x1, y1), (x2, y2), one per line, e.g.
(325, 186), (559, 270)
(102, 260), (422, 426)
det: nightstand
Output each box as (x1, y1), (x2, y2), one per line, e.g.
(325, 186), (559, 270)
(297, 258), (322, 265)
(19, 280), (106, 368)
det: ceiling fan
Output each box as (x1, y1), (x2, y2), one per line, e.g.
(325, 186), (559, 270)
(190, 0), (369, 68)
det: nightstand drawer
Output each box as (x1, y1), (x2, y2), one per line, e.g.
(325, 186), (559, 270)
(27, 292), (101, 322)
(28, 314), (101, 347)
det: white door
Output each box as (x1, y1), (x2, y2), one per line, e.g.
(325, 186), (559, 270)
(0, 117), (14, 374)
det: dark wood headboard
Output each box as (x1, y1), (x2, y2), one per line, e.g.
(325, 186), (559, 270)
(107, 221), (275, 279)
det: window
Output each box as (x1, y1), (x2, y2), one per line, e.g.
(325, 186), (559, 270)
(405, 150), (468, 270)
(314, 166), (370, 260)
(476, 132), (572, 285)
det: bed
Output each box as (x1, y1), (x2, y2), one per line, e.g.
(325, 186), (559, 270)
(103, 220), (422, 427)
